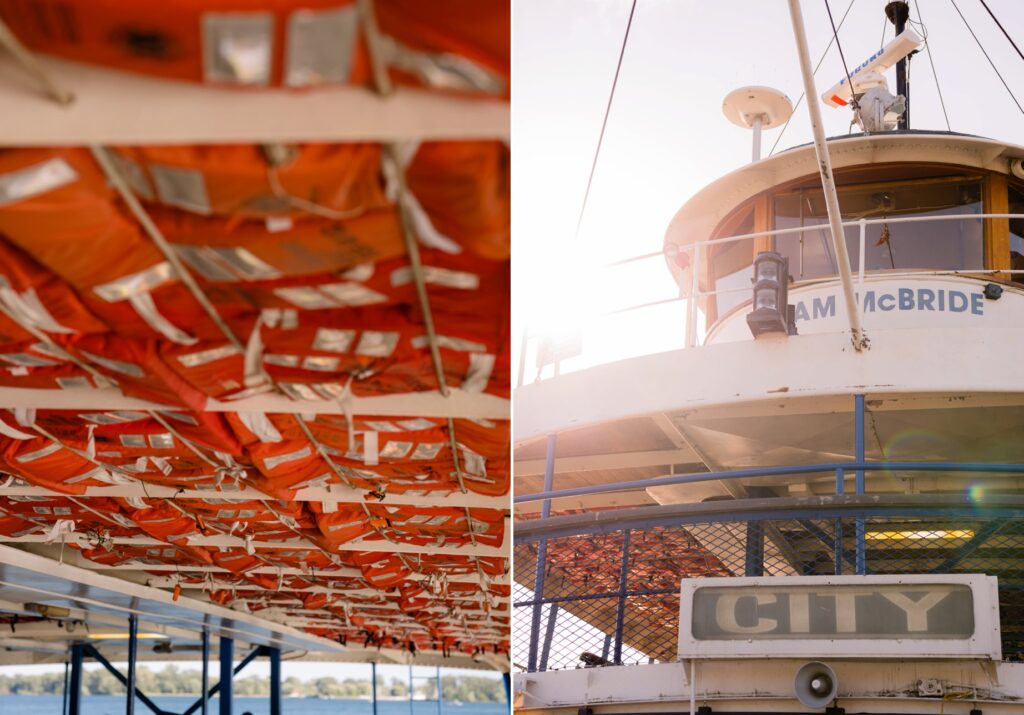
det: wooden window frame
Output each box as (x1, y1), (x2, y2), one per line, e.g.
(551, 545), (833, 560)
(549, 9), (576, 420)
(703, 165), (1012, 330)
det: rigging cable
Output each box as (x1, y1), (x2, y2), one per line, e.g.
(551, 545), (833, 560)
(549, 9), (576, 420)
(977, 0), (1024, 64)
(574, 0), (638, 239)
(949, 0), (1024, 116)
(910, 2), (952, 131)
(768, 0), (857, 156)
(824, 0), (863, 124)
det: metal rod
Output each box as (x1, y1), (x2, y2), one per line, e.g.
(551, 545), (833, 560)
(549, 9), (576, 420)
(68, 644), (83, 715)
(514, 587), (680, 609)
(835, 467), (844, 575)
(751, 115), (764, 162)
(386, 143), (452, 397)
(181, 644), (262, 715)
(201, 628), (209, 715)
(834, 518), (845, 575)
(0, 16), (74, 104)
(83, 645), (165, 715)
(855, 394), (867, 575)
(516, 459), (1024, 504)
(613, 529), (631, 664)
(930, 518), (1010, 573)
(787, 0), (867, 351)
(219, 637), (233, 715)
(62, 661), (70, 715)
(515, 492), (1024, 543)
(436, 666), (443, 713)
(269, 647), (282, 715)
(541, 434), (556, 520)
(371, 662), (379, 715)
(89, 146), (248, 355)
(744, 522), (765, 576)
(538, 603), (559, 671)
(528, 432), (557, 671)
(886, 1), (910, 129)
(527, 538), (548, 673)
(126, 614), (138, 715)
(686, 243), (701, 348)
(689, 659), (696, 715)
(858, 218), (866, 288)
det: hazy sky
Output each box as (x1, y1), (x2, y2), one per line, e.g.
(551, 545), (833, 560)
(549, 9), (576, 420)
(512, 0), (1024, 372)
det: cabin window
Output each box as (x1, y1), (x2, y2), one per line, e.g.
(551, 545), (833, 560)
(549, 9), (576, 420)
(709, 206), (755, 317)
(773, 178), (984, 281)
(1010, 183), (1024, 283)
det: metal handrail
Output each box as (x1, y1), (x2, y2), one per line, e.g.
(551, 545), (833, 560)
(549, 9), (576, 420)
(518, 212), (1024, 382)
(514, 459), (1024, 504)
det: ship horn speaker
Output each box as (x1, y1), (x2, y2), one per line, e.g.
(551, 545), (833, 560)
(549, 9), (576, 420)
(793, 661), (838, 708)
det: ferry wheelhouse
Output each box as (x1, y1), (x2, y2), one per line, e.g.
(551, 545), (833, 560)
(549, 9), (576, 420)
(513, 4), (1024, 713)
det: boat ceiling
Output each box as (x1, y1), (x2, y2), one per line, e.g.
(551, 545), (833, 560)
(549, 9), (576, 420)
(0, 0), (509, 670)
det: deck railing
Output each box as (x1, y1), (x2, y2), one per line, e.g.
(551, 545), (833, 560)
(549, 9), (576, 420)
(517, 212), (1024, 385)
(512, 394), (1024, 671)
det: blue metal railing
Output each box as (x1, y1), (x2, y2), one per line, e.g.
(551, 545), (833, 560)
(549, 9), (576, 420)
(514, 394), (1024, 671)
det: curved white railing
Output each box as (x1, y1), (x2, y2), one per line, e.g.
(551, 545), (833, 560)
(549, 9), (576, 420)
(518, 212), (1024, 386)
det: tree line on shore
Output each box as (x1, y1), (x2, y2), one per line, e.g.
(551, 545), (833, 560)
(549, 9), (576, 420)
(0, 666), (505, 702)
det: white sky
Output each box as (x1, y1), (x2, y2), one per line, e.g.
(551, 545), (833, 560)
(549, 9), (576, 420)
(512, 0), (1024, 374)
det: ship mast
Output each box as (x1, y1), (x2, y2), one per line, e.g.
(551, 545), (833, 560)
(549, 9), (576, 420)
(885, 1), (912, 129)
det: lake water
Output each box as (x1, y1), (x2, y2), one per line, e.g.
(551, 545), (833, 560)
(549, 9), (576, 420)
(0, 695), (510, 714)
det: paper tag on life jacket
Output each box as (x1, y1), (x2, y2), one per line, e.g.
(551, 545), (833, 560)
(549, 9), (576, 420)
(363, 431), (379, 466)
(265, 216), (293, 233)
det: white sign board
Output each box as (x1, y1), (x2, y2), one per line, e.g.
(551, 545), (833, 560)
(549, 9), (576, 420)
(679, 574), (1001, 659)
(706, 276), (1011, 345)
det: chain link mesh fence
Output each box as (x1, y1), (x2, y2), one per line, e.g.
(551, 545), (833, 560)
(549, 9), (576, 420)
(513, 514), (1024, 671)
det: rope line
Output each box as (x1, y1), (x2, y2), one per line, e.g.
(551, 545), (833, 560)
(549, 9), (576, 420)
(574, 0), (638, 239)
(824, 0), (863, 123)
(769, 0), (857, 156)
(977, 0), (1024, 64)
(911, 3), (952, 131)
(949, 0), (1024, 116)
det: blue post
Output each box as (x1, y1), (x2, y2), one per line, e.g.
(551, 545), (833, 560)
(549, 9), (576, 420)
(835, 468), (844, 575)
(371, 663), (378, 715)
(436, 666), (442, 713)
(126, 614), (138, 715)
(613, 529), (631, 664)
(744, 521), (764, 576)
(201, 628), (209, 715)
(502, 672), (511, 704)
(855, 394), (867, 574)
(528, 433), (557, 672)
(62, 661), (70, 715)
(269, 647), (281, 715)
(68, 643), (83, 715)
(219, 636), (233, 715)
(538, 603), (559, 671)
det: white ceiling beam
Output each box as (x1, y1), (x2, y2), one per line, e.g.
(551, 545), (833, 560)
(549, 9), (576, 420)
(72, 562), (509, 586)
(0, 387), (509, 420)
(0, 55), (509, 145)
(148, 579), (499, 605)
(0, 529), (508, 558)
(514, 447), (698, 476)
(0, 637), (67, 653)
(0, 483), (507, 510)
